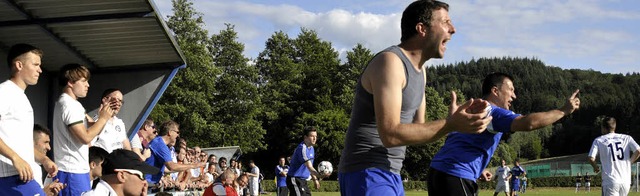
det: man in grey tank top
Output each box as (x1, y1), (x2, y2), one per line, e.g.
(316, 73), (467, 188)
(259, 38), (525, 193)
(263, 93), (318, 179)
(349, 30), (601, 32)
(338, 1), (493, 196)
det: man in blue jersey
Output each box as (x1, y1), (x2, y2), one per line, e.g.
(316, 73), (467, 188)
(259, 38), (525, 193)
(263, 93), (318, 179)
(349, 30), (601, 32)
(338, 1), (493, 195)
(287, 126), (327, 196)
(509, 159), (525, 196)
(276, 157), (289, 196)
(428, 72), (581, 195)
(144, 120), (204, 191)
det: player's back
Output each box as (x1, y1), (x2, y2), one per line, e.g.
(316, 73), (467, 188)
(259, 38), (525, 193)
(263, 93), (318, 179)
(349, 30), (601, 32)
(589, 133), (640, 185)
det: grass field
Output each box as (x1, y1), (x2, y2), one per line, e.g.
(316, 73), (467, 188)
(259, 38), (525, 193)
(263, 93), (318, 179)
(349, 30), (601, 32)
(261, 187), (640, 195)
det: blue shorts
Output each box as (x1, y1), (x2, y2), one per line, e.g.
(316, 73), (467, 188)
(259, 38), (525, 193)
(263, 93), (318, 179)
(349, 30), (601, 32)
(511, 179), (521, 191)
(0, 175), (46, 195)
(339, 168), (404, 196)
(54, 171), (90, 196)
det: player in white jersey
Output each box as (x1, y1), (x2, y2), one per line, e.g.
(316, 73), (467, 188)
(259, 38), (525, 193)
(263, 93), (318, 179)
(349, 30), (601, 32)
(493, 159), (511, 196)
(588, 116), (640, 196)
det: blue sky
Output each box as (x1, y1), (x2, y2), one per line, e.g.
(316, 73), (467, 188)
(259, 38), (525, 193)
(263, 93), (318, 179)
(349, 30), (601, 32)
(154, 0), (640, 74)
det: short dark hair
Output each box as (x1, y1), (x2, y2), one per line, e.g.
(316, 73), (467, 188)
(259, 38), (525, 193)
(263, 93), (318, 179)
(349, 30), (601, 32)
(602, 116), (616, 131)
(7, 43), (42, 70)
(141, 118), (154, 130)
(89, 146), (109, 164)
(482, 72), (515, 98)
(101, 88), (121, 98)
(157, 120), (179, 136)
(219, 156), (227, 163)
(400, 0), (450, 42)
(33, 124), (51, 137)
(58, 63), (90, 86)
(303, 126), (317, 137)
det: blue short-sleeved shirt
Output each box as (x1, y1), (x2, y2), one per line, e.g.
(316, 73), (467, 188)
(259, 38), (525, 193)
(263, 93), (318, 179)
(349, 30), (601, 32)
(289, 142), (314, 178)
(510, 165), (525, 183)
(145, 136), (173, 184)
(430, 105), (521, 181)
(276, 165), (288, 187)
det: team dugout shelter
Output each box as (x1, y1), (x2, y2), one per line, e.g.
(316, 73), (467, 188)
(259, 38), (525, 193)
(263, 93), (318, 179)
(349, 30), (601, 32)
(0, 0), (186, 141)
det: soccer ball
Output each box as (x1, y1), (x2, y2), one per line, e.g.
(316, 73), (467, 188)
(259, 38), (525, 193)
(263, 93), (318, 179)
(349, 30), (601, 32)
(317, 161), (333, 176)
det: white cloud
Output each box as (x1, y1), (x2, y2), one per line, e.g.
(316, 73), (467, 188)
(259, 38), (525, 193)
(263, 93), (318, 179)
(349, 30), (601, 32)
(154, 0), (640, 73)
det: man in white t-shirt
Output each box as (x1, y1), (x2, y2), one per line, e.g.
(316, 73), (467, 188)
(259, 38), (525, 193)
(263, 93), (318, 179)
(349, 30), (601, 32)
(589, 116), (640, 196)
(493, 159), (511, 196)
(248, 160), (260, 196)
(53, 63), (113, 196)
(92, 88), (131, 153)
(0, 44), (58, 195)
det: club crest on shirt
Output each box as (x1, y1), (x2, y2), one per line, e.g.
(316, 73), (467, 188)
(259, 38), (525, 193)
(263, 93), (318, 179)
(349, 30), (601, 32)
(116, 125), (122, 132)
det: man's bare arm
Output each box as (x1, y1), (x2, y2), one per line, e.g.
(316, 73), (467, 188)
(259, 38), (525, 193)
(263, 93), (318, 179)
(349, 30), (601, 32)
(68, 103), (113, 144)
(511, 90), (580, 132)
(165, 161), (204, 173)
(365, 53), (491, 147)
(0, 138), (31, 181)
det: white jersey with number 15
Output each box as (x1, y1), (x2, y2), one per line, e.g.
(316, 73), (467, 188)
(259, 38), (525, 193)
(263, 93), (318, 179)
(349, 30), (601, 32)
(588, 133), (640, 186)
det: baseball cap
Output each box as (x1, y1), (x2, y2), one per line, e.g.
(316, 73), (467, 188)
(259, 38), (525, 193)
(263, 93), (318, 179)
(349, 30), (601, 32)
(102, 149), (160, 176)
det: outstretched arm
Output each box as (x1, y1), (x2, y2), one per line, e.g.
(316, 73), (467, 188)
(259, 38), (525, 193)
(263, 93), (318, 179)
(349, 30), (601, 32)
(365, 53), (491, 147)
(512, 89), (580, 132)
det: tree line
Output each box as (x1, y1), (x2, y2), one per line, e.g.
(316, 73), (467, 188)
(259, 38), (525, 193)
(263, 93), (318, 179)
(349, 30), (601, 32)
(151, 0), (640, 181)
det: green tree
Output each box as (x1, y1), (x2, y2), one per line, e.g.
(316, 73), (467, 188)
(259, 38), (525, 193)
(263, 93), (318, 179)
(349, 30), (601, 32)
(334, 44), (373, 113)
(255, 31), (302, 160)
(208, 24), (265, 153)
(152, 0), (220, 148)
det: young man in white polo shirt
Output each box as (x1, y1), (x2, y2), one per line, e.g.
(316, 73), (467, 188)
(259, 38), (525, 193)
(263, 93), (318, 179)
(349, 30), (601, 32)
(92, 88), (131, 153)
(53, 63), (113, 195)
(0, 44), (60, 195)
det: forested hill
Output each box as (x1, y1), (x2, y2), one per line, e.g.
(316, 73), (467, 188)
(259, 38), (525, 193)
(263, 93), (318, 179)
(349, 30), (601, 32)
(427, 57), (640, 157)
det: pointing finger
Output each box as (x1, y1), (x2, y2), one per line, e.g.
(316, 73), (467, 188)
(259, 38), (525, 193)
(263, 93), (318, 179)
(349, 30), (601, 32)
(570, 89), (580, 99)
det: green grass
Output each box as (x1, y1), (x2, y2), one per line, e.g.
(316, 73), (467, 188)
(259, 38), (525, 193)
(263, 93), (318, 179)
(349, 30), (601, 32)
(260, 187), (640, 196)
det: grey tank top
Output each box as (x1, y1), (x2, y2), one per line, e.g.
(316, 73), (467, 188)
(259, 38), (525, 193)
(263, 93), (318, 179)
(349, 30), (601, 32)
(338, 45), (425, 174)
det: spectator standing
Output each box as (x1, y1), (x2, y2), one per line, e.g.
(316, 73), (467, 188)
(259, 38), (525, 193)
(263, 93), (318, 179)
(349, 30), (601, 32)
(0, 44), (54, 195)
(53, 63), (114, 195)
(92, 88), (131, 153)
(575, 172), (582, 193)
(276, 157), (289, 196)
(247, 160), (260, 196)
(337, 1), (492, 195)
(520, 174), (527, 193)
(583, 172), (591, 192)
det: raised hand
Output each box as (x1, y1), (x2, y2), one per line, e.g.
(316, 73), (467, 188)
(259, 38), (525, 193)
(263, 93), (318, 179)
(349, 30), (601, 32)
(98, 99), (114, 120)
(446, 91), (493, 134)
(561, 89), (580, 115)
